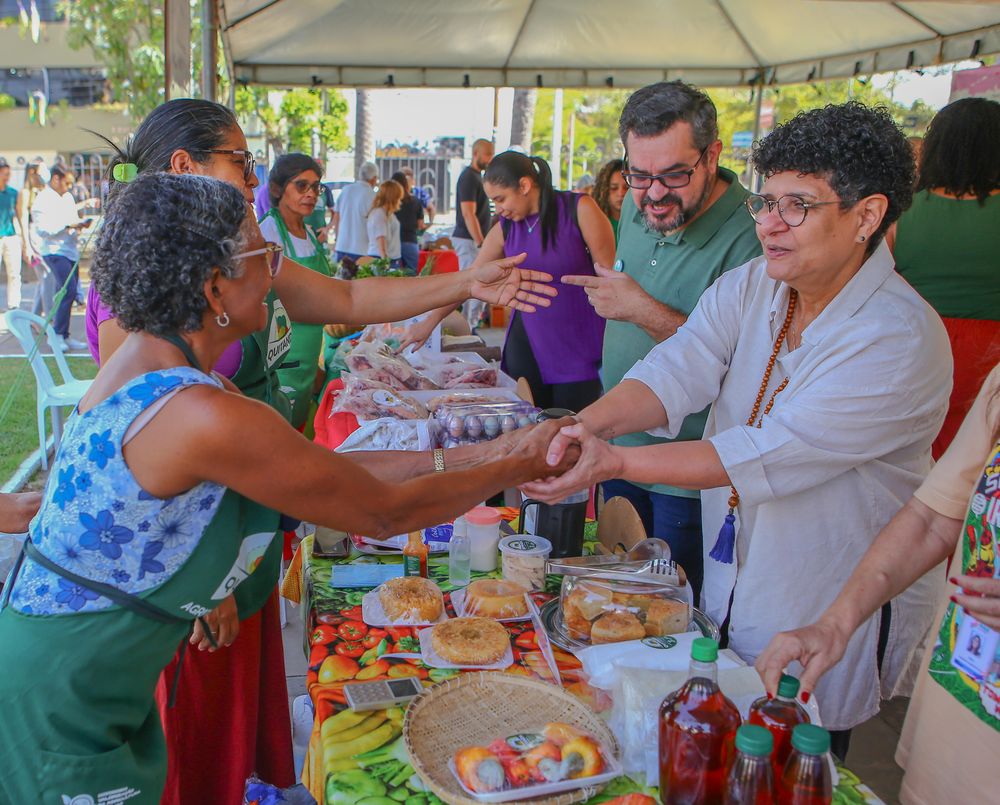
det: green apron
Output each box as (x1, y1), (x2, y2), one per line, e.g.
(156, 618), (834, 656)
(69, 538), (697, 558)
(0, 371), (281, 804)
(229, 292), (296, 620)
(262, 209), (333, 430)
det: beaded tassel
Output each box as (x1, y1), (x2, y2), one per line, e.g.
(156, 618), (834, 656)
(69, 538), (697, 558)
(710, 289), (797, 564)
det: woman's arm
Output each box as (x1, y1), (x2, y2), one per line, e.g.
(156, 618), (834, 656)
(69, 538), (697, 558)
(123, 386), (576, 539)
(375, 235), (388, 259)
(575, 194), (616, 268)
(755, 497), (959, 697)
(0, 491), (42, 532)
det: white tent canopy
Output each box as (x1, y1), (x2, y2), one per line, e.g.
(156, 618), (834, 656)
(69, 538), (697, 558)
(220, 0), (1000, 89)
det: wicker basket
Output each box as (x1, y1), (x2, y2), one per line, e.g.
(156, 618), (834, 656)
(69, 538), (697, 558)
(404, 672), (620, 805)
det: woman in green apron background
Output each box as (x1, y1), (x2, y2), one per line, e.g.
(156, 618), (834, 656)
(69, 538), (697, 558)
(86, 98), (561, 804)
(0, 172), (576, 803)
(259, 154), (334, 430)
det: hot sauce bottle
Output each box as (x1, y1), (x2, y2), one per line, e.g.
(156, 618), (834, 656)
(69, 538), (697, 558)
(778, 724), (833, 805)
(403, 531), (428, 578)
(659, 637), (742, 804)
(748, 672), (810, 782)
(724, 725), (775, 805)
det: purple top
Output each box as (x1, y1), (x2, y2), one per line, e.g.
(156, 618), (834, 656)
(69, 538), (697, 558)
(500, 191), (604, 384)
(86, 283), (243, 376)
(254, 183), (272, 220)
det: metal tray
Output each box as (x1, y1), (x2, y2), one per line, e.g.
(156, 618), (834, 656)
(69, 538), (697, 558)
(539, 598), (721, 654)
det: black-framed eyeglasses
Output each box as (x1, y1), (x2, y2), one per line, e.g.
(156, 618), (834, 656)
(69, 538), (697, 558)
(234, 242), (283, 277)
(621, 145), (709, 190)
(194, 148), (256, 182)
(745, 194), (841, 227)
(292, 179), (322, 195)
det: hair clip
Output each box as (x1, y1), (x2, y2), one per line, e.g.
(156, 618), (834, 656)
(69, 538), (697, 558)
(112, 162), (138, 183)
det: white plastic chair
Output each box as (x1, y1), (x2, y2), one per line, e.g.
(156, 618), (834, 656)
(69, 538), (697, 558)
(5, 310), (93, 471)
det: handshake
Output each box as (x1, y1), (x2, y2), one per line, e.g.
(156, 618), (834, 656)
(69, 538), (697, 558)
(497, 416), (621, 504)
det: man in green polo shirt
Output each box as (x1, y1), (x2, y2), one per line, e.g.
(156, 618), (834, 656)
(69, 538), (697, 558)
(565, 81), (760, 600)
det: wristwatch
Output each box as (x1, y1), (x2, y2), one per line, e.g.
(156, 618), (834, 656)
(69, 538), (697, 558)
(433, 448), (446, 473)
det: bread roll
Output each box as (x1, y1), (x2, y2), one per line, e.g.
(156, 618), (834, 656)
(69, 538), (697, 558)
(590, 610), (645, 644)
(644, 598), (690, 636)
(379, 576), (444, 622)
(431, 617), (510, 666)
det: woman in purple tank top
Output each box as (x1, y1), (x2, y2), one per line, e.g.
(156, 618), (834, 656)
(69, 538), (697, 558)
(404, 152), (614, 411)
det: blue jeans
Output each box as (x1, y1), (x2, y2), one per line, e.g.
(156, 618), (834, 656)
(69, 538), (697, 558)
(43, 254), (78, 338)
(600, 478), (704, 603)
(400, 241), (420, 271)
(335, 250), (363, 263)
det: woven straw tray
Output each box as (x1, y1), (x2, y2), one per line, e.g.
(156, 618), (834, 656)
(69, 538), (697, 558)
(404, 672), (620, 805)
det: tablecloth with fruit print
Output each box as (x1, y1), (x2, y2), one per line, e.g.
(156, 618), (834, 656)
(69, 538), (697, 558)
(295, 524), (884, 805)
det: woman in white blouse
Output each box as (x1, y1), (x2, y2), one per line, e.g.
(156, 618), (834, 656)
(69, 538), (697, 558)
(523, 102), (952, 753)
(366, 179), (404, 266)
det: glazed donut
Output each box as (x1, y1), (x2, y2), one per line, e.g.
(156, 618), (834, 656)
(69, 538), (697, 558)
(431, 617), (510, 666)
(463, 578), (529, 619)
(379, 576), (444, 623)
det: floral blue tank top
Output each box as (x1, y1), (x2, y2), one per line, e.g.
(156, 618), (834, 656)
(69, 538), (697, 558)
(8, 368), (225, 615)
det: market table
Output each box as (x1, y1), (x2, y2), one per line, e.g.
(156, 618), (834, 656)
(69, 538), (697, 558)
(289, 520), (887, 805)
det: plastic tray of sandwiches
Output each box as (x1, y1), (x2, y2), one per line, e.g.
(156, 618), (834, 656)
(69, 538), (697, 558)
(557, 573), (694, 647)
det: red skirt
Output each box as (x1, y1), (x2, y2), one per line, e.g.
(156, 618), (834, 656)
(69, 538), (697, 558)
(155, 589), (295, 803)
(933, 317), (1000, 459)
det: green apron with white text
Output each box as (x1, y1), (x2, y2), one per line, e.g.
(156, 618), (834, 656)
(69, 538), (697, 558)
(0, 487), (280, 804)
(262, 209), (333, 429)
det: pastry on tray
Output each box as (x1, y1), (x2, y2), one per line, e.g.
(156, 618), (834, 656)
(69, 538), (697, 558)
(559, 575), (691, 644)
(463, 578), (529, 619)
(590, 610), (645, 644)
(431, 617), (509, 666)
(379, 576), (444, 622)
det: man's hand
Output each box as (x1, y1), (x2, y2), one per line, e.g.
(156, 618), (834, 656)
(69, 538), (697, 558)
(562, 263), (651, 322)
(755, 618), (851, 702)
(468, 252), (557, 312)
(190, 594), (240, 651)
(520, 422), (622, 503)
(953, 574), (1000, 631)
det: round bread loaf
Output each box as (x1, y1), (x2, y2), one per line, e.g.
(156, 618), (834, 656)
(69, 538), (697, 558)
(590, 610), (645, 644)
(431, 617), (510, 666)
(463, 578), (529, 618)
(379, 576), (444, 622)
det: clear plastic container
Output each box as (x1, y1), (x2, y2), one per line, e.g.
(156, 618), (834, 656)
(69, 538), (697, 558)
(499, 535), (552, 591)
(559, 573), (691, 645)
(449, 516), (472, 587)
(467, 506), (502, 572)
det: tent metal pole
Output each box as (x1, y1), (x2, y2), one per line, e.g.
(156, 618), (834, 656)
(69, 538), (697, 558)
(164, 0), (192, 100)
(750, 84), (765, 192)
(552, 88), (563, 190)
(202, 0), (219, 102)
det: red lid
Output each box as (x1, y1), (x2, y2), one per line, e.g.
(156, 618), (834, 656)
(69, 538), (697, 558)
(465, 506), (502, 526)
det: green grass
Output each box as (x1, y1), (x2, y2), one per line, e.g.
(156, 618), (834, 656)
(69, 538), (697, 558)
(0, 355), (99, 485)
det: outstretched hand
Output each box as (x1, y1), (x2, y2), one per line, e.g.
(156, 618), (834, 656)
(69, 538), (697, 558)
(562, 262), (647, 322)
(469, 252), (558, 312)
(754, 618), (850, 702)
(519, 422), (621, 504)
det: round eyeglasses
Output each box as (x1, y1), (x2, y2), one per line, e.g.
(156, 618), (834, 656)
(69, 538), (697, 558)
(745, 194), (841, 227)
(235, 242), (284, 278)
(622, 145), (709, 190)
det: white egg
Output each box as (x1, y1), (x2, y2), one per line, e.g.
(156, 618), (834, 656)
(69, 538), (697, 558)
(466, 415), (483, 437)
(448, 415), (466, 438)
(517, 415), (533, 428)
(500, 415), (517, 433)
(482, 415), (500, 437)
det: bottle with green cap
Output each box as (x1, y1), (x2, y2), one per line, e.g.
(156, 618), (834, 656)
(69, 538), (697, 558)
(659, 637), (742, 804)
(778, 724), (833, 805)
(723, 725), (774, 804)
(748, 672), (810, 782)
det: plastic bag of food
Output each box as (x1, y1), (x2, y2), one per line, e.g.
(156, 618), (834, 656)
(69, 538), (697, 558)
(335, 417), (434, 452)
(345, 340), (439, 390)
(450, 722), (620, 802)
(411, 354), (499, 389)
(329, 373), (429, 420)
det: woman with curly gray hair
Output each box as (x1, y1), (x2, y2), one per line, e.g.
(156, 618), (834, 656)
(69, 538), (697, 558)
(523, 102), (953, 758)
(0, 171), (575, 803)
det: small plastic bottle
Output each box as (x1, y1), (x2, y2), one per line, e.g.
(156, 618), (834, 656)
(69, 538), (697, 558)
(724, 724), (775, 805)
(403, 531), (428, 578)
(449, 516), (471, 588)
(778, 724), (833, 805)
(659, 637), (742, 804)
(748, 673), (810, 782)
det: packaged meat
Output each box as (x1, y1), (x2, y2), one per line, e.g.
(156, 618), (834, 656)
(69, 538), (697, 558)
(330, 373), (430, 420)
(344, 341), (440, 391)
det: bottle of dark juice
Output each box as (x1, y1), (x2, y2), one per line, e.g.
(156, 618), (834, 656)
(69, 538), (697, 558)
(659, 637), (742, 804)
(724, 725), (774, 805)
(778, 724), (833, 805)
(748, 672), (809, 782)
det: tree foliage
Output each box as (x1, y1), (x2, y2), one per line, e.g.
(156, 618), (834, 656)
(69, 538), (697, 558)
(235, 86), (350, 156)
